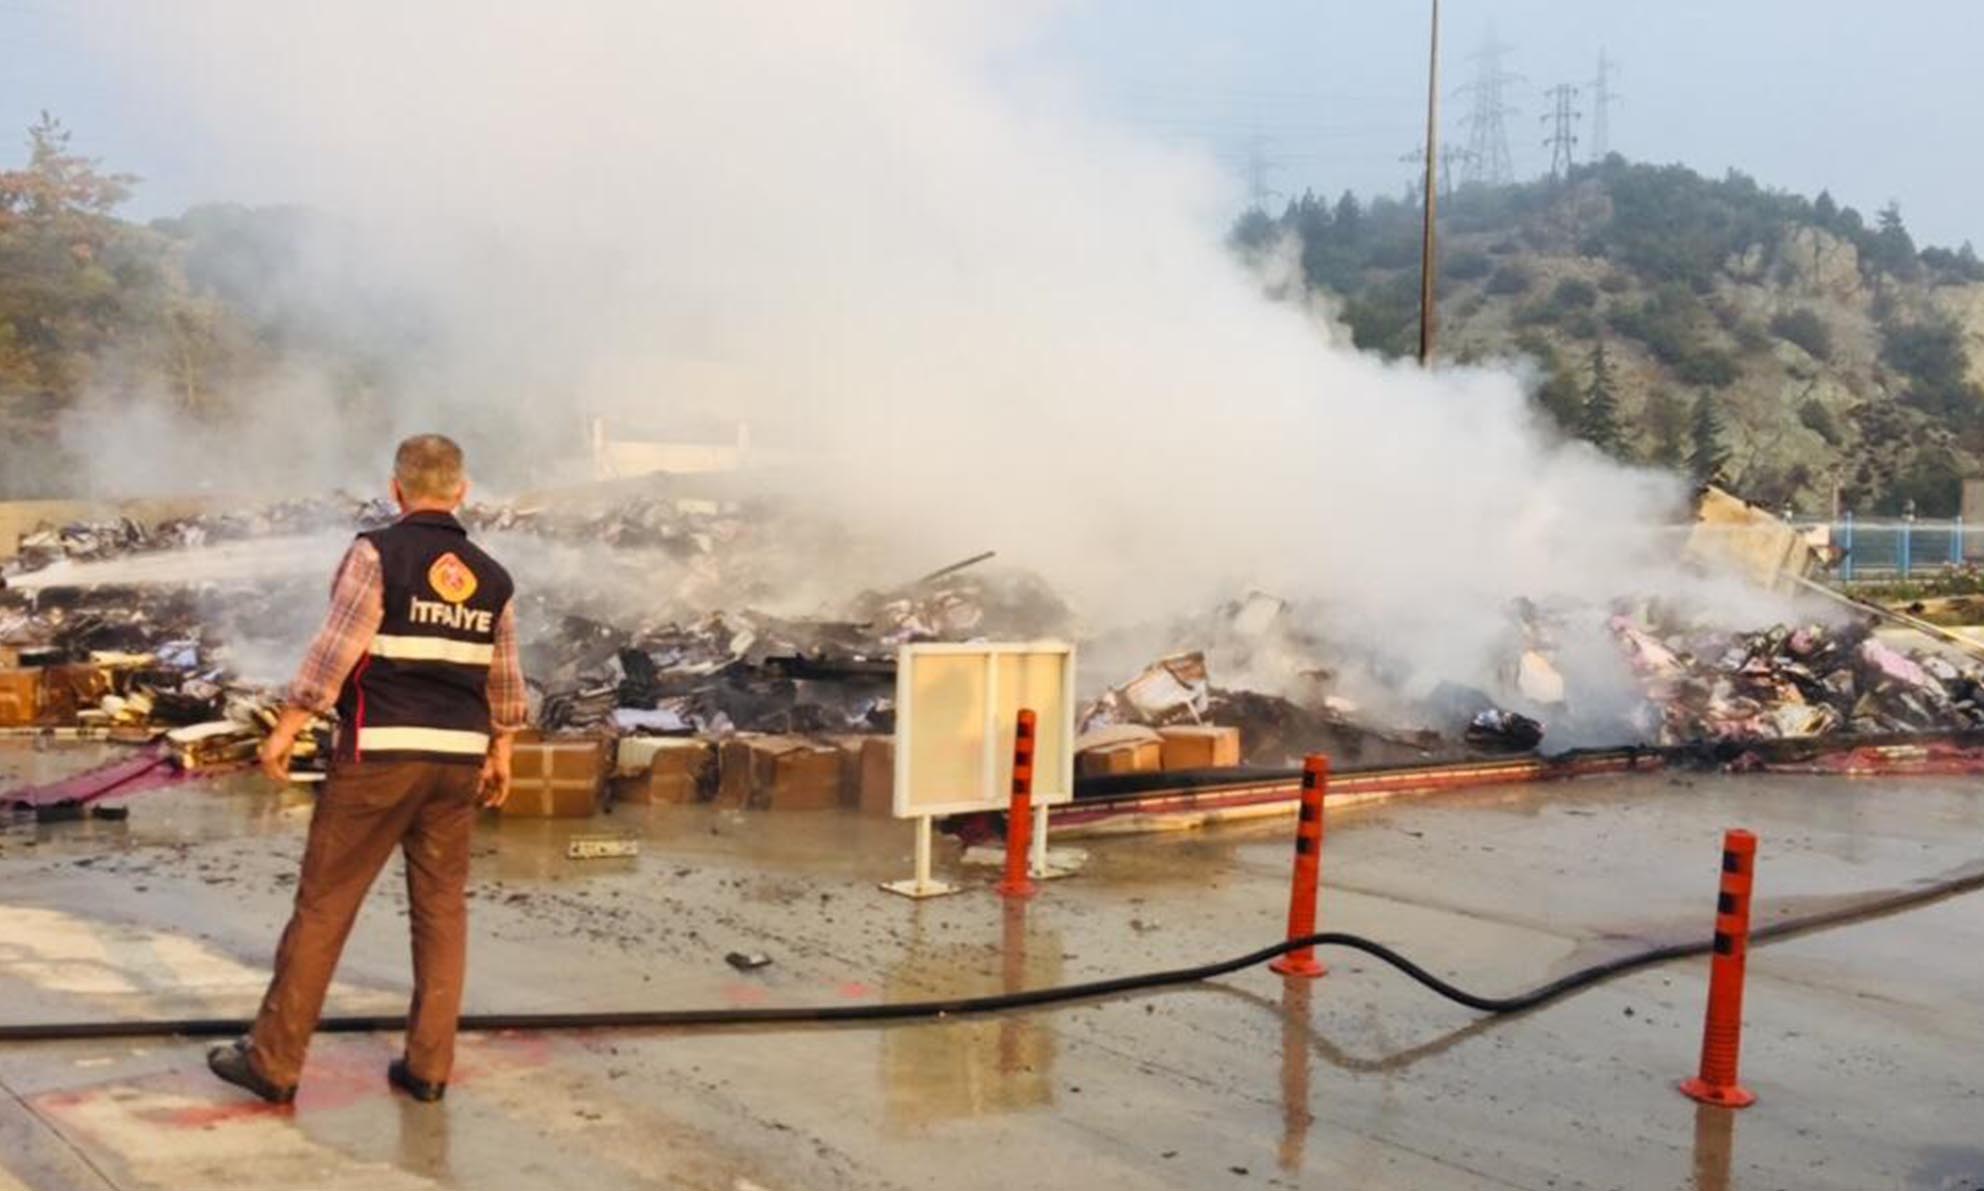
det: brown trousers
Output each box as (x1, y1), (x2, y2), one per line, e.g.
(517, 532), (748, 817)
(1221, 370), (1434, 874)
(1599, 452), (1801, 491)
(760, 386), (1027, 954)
(248, 759), (481, 1088)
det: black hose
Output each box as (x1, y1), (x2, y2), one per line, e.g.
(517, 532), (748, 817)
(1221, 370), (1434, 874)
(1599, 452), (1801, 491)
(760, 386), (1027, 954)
(3, 866), (1978, 1044)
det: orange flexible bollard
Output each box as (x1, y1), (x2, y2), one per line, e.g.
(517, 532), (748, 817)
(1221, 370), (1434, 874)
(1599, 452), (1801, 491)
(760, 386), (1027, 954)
(1269, 755), (1329, 978)
(996, 709), (1039, 900)
(1680, 829), (1758, 1108)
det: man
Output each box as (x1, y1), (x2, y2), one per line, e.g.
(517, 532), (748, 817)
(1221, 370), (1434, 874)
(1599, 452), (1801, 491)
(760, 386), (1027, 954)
(208, 434), (525, 1105)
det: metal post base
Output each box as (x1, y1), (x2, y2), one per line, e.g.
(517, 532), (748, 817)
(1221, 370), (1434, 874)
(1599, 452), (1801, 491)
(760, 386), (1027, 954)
(881, 877), (959, 899)
(883, 815), (957, 898)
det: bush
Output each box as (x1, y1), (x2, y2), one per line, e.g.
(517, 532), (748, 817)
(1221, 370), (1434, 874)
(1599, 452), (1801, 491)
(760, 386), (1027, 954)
(1343, 272), (1421, 359)
(1608, 284), (1742, 388)
(1446, 249), (1493, 281)
(1770, 307), (1833, 361)
(1513, 300), (1556, 328)
(1598, 270), (1632, 294)
(1549, 278), (1598, 310)
(1798, 398), (1841, 445)
(1881, 317), (1983, 422)
(1486, 263), (1533, 295)
(1368, 235), (1420, 270)
(1732, 318), (1770, 354)
(1675, 348), (1741, 387)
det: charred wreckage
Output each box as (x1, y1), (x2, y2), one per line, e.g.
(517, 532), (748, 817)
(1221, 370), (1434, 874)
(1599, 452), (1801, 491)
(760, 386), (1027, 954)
(8, 488), (1984, 822)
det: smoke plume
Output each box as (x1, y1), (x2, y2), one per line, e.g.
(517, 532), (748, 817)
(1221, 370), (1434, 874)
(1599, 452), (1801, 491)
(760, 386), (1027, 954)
(75, 1), (1799, 731)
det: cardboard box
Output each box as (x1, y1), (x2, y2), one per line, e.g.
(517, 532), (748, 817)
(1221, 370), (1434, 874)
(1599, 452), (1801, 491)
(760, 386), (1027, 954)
(717, 735), (846, 810)
(827, 736), (867, 810)
(1075, 724), (1164, 778)
(1078, 740), (1161, 777)
(503, 736), (609, 818)
(41, 663), (111, 722)
(0, 668), (43, 727)
(858, 737), (896, 815)
(632, 739), (715, 805)
(1158, 725), (1241, 770)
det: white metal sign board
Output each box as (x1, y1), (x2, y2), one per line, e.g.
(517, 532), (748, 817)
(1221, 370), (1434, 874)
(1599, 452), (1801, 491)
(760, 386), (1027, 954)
(893, 642), (1076, 819)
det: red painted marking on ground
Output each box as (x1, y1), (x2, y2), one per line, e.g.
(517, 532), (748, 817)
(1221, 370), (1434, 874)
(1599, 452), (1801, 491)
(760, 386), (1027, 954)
(722, 982), (770, 1006)
(836, 981), (876, 999)
(33, 1029), (560, 1134)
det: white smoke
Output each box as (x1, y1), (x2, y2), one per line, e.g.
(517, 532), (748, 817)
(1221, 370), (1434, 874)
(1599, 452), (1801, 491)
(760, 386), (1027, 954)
(73, 1), (1801, 728)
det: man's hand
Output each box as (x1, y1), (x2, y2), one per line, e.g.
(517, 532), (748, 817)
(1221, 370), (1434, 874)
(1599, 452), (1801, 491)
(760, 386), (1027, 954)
(479, 736), (514, 808)
(259, 708), (314, 784)
(258, 730), (296, 783)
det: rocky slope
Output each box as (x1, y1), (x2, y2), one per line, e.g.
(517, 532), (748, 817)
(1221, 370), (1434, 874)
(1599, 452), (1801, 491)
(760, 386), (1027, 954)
(1234, 158), (1984, 516)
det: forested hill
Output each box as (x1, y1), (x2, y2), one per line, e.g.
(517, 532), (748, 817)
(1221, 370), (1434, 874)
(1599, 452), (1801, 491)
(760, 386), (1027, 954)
(1232, 156), (1984, 515)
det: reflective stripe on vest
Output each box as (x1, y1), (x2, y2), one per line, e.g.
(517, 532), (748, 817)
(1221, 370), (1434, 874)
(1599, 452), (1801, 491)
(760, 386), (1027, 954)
(369, 634), (496, 666)
(355, 726), (490, 756)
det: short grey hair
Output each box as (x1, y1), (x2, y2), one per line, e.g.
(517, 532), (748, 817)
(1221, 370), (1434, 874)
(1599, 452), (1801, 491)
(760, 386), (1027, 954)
(393, 434), (467, 502)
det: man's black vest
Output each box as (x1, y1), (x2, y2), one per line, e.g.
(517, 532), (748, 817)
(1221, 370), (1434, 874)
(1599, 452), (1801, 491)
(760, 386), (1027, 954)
(334, 511), (514, 765)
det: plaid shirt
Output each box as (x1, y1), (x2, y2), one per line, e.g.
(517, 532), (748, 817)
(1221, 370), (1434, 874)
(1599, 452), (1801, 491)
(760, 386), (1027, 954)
(286, 537), (529, 735)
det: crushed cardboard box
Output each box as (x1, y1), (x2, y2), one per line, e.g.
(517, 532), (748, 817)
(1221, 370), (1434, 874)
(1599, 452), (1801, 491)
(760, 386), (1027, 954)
(638, 738), (716, 805)
(717, 734), (846, 810)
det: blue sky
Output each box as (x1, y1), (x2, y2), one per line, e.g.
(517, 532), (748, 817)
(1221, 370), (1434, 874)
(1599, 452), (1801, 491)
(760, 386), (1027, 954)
(4, 1), (1979, 247)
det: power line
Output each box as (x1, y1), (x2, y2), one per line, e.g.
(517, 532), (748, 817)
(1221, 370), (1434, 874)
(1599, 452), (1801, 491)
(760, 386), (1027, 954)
(1541, 83), (1581, 181)
(1454, 27), (1521, 187)
(1399, 143), (1476, 200)
(1588, 48), (1621, 161)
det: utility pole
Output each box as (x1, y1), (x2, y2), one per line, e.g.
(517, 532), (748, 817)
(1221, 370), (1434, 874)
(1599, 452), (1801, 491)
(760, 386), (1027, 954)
(1419, 0), (1441, 367)
(1455, 26), (1521, 187)
(1542, 83), (1581, 181)
(1588, 49), (1620, 162)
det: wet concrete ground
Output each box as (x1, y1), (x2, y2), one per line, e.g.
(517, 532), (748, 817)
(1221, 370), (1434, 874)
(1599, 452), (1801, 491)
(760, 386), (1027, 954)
(1, 741), (1981, 1190)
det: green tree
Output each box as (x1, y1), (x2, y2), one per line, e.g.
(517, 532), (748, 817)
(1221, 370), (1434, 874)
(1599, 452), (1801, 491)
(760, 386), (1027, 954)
(1332, 190), (1362, 239)
(1645, 389), (1687, 466)
(0, 113), (143, 403)
(1689, 392), (1729, 484)
(1229, 207), (1275, 251)
(0, 111), (135, 227)
(1578, 340), (1622, 453)
(1868, 201), (1921, 279)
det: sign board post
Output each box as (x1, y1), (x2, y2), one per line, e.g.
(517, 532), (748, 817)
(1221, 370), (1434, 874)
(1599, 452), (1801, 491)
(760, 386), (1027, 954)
(883, 642), (1076, 899)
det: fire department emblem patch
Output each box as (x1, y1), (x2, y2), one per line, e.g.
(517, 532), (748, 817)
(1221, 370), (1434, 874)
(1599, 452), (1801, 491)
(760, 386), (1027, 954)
(428, 552), (478, 604)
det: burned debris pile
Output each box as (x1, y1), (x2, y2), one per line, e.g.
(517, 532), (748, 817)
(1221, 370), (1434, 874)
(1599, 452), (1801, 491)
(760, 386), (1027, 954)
(13, 488), (1984, 817)
(1074, 650), (1440, 772)
(1611, 611), (1984, 743)
(3, 492), (1076, 809)
(7, 496), (396, 572)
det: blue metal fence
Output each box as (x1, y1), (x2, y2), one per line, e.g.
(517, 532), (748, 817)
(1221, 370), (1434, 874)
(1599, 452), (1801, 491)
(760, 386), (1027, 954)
(1810, 515), (1972, 581)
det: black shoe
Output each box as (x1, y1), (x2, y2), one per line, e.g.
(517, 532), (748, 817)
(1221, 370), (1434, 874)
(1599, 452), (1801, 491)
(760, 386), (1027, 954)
(388, 1057), (446, 1102)
(206, 1039), (295, 1105)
